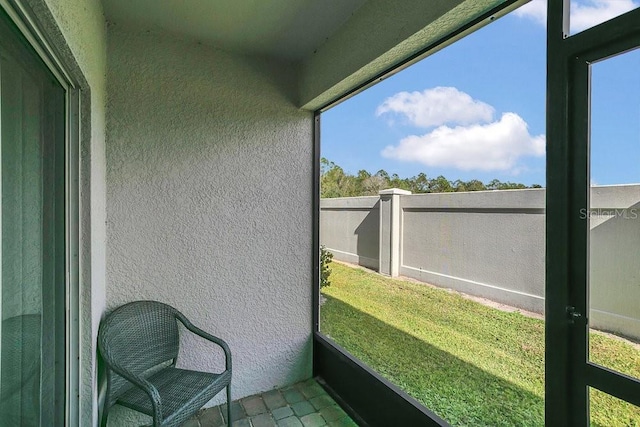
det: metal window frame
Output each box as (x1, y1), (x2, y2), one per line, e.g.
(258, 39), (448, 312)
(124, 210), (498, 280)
(0, 0), (81, 425)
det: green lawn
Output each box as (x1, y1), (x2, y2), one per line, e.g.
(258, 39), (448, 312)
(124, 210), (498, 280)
(320, 262), (640, 427)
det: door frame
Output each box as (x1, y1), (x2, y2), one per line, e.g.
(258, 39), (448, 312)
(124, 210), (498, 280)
(0, 0), (81, 424)
(546, 1), (640, 425)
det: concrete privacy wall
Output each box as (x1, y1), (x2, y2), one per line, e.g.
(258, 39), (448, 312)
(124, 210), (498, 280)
(400, 189), (546, 312)
(589, 185), (640, 341)
(106, 27), (312, 425)
(320, 185), (640, 341)
(320, 196), (380, 270)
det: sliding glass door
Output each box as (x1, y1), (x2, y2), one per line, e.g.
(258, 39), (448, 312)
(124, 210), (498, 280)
(0, 8), (66, 426)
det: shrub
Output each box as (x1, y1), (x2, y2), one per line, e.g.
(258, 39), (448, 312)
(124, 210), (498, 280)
(320, 246), (333, 288)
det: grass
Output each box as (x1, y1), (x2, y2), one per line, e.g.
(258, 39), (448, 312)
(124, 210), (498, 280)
(320, 262), (640, 427)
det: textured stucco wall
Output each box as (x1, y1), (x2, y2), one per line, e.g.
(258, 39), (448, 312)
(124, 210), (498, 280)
(105, 27), (313, 425)
(320, 197), (379, 269)
(28, 0), (107, 424)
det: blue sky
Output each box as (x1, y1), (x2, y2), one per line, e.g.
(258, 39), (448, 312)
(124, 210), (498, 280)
(321, 0), (640, 187)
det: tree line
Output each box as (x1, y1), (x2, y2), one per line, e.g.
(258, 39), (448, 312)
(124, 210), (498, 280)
(321, 158), (542, 198)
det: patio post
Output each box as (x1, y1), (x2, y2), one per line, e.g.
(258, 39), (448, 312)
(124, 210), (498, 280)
(378, 188), (411, 277)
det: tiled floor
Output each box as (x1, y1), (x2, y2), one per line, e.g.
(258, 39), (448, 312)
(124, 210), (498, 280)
(183, 379), (358, 427)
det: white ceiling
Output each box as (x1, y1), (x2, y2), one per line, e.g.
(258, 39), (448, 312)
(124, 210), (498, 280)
(102, 0), (367, 61)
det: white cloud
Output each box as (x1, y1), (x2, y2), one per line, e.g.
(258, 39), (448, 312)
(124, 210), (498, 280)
(513, 0), (547, 26)
(376, 86), (495, 128)
(572, 0), (637, 31)
(514, 0), (638, 33)
(381, 113), (545, 172)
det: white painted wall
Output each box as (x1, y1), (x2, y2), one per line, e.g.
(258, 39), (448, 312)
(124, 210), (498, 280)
(29, 0), (107, 424)
(106, 27), (313, 425)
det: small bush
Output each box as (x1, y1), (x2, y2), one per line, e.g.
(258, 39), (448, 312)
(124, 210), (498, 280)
(320, 246), (334, 288)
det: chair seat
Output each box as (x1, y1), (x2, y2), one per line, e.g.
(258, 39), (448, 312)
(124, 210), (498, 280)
(117, 367), (231, 425)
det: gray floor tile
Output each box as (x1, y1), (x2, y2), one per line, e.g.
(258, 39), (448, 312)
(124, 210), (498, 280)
(199, 407), (224, 427)
(300, 413), (326, 427)
(310, 394), (335, 410)
(263, 390), (288, 410)
(242, 395), (268, 416)
(282, 388), (305, 404)
(251, 413), (277, 427)
(296, 381), (325, 399)
(271, 406), (294, 420)
(319, 405), (347, 423)
(221, 401), (246, 423)
(231, 419), (251, 427)
(328, 417), (358, 427)
(201, 380), (356, 427)
(181, 418), (201, 427)
(277, 416), (303, 427)
(291, 401), (315, 417)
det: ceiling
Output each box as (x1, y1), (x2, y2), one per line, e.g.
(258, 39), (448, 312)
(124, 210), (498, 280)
(102, 0), (367, 61)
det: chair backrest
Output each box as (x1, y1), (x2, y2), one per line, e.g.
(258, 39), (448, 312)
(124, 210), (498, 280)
(98, 301), (181, 403)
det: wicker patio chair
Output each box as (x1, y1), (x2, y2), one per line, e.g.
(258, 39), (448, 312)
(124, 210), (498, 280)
(98, 301), (232, 427)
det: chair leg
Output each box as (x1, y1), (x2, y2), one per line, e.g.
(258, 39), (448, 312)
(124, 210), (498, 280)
(227, 384), (232, 427)
(100, 408), (108, 427)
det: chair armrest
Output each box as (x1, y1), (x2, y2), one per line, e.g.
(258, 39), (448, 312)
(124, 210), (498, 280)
(108, 360), (164, 423)
(177, 315), (232, 370)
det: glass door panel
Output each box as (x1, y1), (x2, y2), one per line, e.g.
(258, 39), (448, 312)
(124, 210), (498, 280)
(0, 8), (65, 425)
(588, 48), (640, 381)
(570, 1), (640, 36)
(590, 387), (640, 426)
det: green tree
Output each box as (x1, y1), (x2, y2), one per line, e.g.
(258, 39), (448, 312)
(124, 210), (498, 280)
(409, 173), (430, 193)
(320, 245), (333, 287)
(463, 179), (486, 192)
(320, 159), (347, 198)
(428, 175), (454, 193)
(487, 178), (528, 190)
(320, 158), (540, 197)
(362, 174), (387, 195)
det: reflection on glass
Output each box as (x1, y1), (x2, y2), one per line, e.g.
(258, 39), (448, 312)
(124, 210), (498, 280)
(588, 48), (640, 380)
(0, 12), (65, 423)
(0, 36), (45, 426)
(570, 0), (639, 35)
(514, 0), (639, 37)
(590, 387), (640, 427)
